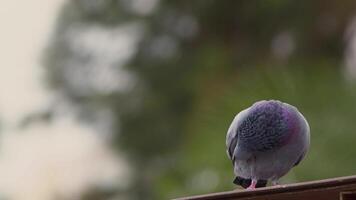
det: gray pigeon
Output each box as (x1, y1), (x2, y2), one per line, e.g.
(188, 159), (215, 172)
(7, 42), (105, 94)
(226, 100), (310, 189)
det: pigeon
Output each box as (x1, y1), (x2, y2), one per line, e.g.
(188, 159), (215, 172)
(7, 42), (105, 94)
(226, 100), (310, 189)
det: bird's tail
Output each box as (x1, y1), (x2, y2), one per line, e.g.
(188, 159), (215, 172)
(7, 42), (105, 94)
(233, 176), (267, 188)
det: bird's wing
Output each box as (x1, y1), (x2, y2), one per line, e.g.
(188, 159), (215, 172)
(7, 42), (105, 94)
(294, 110), (311, 166)
(293, 151), (306, 166)
(227, 135), (238, 161)
(226, 108), (250, 161)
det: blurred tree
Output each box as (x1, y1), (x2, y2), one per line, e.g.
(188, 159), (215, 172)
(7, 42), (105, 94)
(43, 0), (356, 199)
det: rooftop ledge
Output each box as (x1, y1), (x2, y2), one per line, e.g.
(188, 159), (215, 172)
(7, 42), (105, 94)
(175, 175), (356, 200)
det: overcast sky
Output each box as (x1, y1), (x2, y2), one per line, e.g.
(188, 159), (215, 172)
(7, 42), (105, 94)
(0, 2), (128, 199)
(0, 0), (64, 126)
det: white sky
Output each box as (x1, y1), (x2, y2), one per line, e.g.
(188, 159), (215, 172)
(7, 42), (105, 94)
(0, 0), (65, 126)
(0, 2), (129, 199)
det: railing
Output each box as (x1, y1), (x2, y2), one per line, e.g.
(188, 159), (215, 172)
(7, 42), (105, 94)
(175, 175), (356, 200)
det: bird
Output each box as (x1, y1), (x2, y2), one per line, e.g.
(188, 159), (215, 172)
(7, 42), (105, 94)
(226, 100), (310, 189)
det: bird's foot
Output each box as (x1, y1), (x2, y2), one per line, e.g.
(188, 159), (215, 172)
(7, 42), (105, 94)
(246, 179), (257, 190)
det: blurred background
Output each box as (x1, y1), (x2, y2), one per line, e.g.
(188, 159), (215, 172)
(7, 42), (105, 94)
(2, 0), (356, 199)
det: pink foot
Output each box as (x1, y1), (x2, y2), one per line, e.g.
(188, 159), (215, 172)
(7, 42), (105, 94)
(246, 179), (257, 190)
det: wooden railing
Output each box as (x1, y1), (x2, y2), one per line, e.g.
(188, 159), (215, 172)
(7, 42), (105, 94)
(175, 175), (356, 200)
